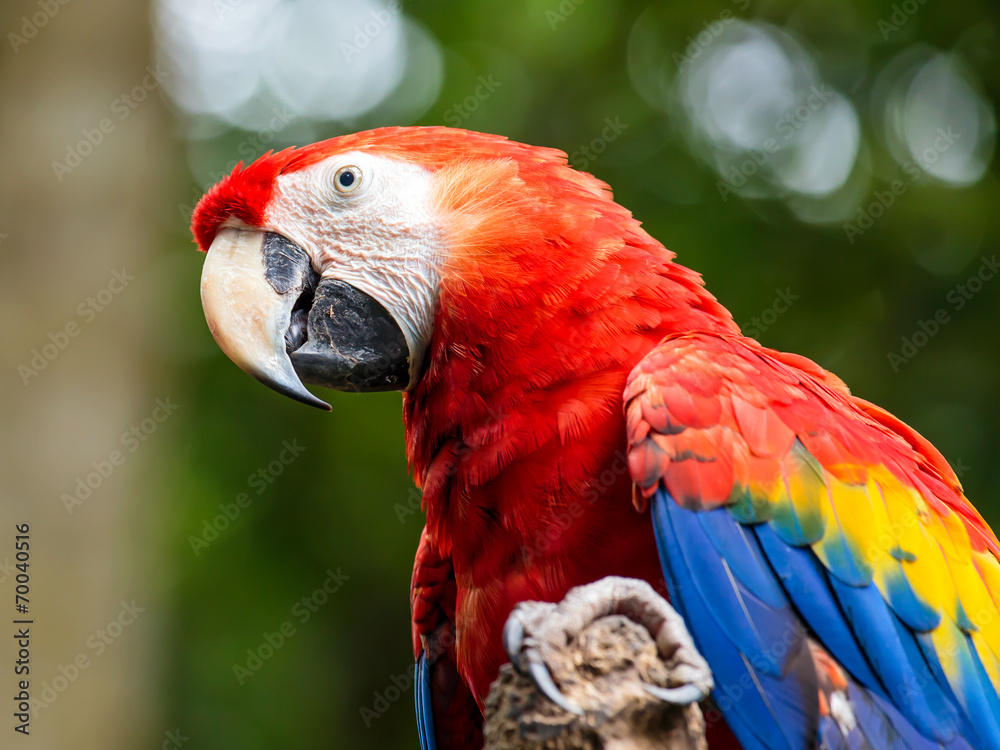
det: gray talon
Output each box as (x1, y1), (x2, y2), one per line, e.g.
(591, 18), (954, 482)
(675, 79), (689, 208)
(528, 660), (584, 715)
(642, 682), (708, 706)
(503, 616), (526, 672)
(500, 578), (712, 722)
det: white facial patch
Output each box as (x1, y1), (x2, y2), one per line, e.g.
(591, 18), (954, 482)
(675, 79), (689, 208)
(264, 152), (442, 386)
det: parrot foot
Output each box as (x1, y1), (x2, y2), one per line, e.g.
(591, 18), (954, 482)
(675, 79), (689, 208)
(502, 576), (712, 715)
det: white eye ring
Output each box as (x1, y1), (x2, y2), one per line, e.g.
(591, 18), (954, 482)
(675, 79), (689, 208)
(333, 165), (362, 194)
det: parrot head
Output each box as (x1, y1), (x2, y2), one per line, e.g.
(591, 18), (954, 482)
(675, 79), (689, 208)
(194, 126), (730, 410)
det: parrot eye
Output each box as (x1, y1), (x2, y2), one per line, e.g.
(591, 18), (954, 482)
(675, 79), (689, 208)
(333, 165), (362, 194)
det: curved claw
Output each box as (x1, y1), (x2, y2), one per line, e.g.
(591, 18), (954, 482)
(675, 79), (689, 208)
(528, 661), (584, 715)
(503, 615), (526, 672)
(642, 682), (709, 706)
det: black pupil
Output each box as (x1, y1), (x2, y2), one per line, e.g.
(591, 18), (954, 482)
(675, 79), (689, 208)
(339, 170), (355, 188)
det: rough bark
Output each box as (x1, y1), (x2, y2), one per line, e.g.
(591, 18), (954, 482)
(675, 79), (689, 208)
(483, 615), (708, 750)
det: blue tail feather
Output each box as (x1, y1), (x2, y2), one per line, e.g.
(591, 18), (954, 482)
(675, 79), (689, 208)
(416, 653), (437, 750)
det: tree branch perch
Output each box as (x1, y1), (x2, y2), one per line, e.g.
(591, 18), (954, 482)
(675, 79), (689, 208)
(484, 613), (709, 750)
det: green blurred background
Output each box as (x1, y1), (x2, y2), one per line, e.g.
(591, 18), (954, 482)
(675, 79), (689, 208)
(1, 0), (998, 747)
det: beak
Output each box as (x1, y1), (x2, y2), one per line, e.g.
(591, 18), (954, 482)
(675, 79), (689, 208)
(200, 228), (412, 410)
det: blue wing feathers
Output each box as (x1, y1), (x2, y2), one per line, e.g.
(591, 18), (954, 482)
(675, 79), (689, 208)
(881, 565), (942, 632)
(697, 509), (790, 610)
(964, 633), (1000, 745)
(651, 488), (991, 750)
(653, 491), (818, 750)
(848, 686), (920, 750)
(818, 716), (851, 750)
(661, 495), (806, 677)
(828, 575), (960, 742)
(916, 626), (1000, 750)
(755, 523), (884, 694)
(866, 690), (975, 750)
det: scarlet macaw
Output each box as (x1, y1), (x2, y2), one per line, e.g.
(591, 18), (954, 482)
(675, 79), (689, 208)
(193, 127), (1000, 750)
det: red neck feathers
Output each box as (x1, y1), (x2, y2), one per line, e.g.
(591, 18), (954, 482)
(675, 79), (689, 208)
(402, 141), (739, 556)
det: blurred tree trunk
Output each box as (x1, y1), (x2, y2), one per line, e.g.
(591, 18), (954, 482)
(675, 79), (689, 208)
(0, 0), (173, 747)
